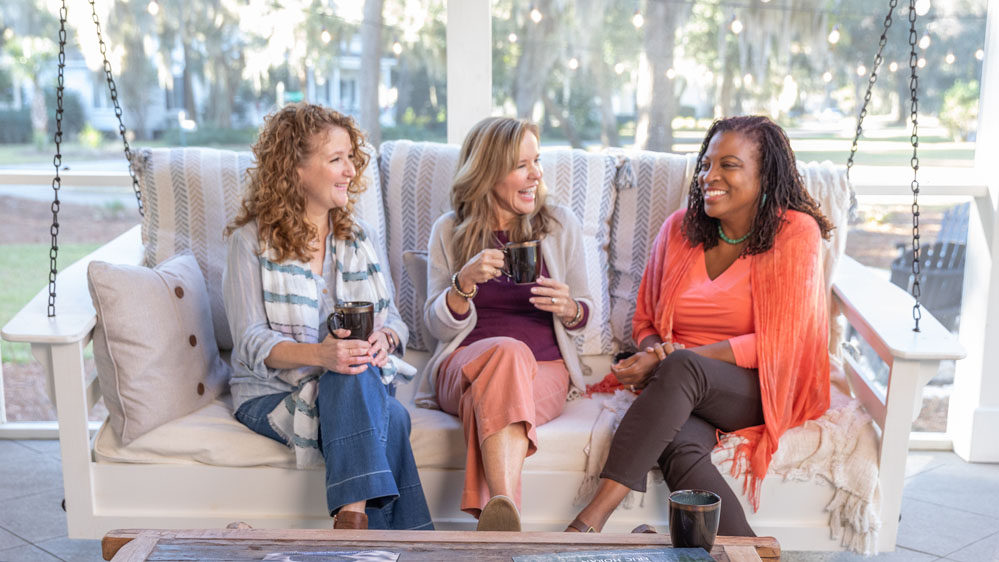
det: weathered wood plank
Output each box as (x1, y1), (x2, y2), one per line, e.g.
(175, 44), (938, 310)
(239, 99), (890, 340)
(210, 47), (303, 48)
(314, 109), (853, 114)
(109, 535), (159, 562)
(102, 529), (779, 562)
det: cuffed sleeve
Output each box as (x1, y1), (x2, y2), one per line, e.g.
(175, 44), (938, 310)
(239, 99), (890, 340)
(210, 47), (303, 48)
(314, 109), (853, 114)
(424, 215), (475, 340)
(729, 333), (758, 369)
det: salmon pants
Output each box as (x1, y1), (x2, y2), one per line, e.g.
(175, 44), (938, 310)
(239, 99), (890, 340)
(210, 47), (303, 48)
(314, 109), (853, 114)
(436, 337), (569, 517)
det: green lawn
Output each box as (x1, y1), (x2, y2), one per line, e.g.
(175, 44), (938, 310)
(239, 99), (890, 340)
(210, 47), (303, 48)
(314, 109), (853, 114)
(1, 244), (99, 363)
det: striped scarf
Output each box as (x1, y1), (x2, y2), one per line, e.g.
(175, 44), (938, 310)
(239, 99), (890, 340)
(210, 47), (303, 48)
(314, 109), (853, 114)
(258, 224), (407, 468)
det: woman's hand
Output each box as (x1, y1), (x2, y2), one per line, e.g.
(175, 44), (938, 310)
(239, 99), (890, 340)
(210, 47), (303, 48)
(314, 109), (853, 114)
(366, 329), (393, 367)
(529, 276), (576, 322)
(610, 350), (660, 389)
(316, 329), (372, 374)
(456, 248), (506, 292)
(647, 341), (684, 361)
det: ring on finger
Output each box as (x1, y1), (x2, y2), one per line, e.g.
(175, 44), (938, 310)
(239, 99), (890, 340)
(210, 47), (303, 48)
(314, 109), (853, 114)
(551, 297), (558, 305)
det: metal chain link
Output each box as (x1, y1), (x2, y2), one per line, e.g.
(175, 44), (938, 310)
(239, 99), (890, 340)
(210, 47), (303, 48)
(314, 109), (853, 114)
(48, 0), (68, 318)
(88, 0), (143, 217)
(907, 0), (922, 332)
(845, 0), (897, 219)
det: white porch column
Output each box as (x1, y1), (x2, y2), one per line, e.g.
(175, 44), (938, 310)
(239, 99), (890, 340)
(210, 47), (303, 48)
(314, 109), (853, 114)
(950, 0), (999, 462)
(446, 0), (491, 144)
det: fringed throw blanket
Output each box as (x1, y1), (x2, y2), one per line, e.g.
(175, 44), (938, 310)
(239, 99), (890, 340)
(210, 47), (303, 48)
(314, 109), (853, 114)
(578, 375), (881, 554)
(259, 224), (414, 468)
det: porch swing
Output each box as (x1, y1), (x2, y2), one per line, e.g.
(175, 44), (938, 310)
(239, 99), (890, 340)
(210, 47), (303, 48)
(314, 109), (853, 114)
(2, 0), (965, 555)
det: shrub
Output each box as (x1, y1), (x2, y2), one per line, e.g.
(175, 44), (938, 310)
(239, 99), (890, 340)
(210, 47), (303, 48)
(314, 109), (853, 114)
(0, 109), (32, 143)
(940, 80), (980, 142)
(45, 88), (86, 138)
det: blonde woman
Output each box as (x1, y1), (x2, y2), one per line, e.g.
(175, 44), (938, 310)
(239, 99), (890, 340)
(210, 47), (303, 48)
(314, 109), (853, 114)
(223, 103), (432, 530)
(422, 117), (594, 530)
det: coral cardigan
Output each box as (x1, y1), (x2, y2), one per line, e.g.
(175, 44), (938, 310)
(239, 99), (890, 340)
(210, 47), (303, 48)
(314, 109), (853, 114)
(633, 209), (830, 508)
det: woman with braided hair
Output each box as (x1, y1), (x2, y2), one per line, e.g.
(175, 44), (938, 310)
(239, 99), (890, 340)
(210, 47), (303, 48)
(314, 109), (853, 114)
(567, 115), (834, 536)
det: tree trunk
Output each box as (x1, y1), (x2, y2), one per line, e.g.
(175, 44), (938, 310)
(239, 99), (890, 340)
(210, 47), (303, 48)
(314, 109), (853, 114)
(635, 1), (682, 152)
(359, 0), (384, 145)
(513, 0), (561, 119)
(594, 58), (620, 147)
(543, 93), (582, 148)
(29, 80), (46, 144)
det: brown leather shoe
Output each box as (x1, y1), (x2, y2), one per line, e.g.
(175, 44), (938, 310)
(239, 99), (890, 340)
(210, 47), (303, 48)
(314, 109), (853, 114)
(565, 517), (597, 533)
(333, 510), (368, 530)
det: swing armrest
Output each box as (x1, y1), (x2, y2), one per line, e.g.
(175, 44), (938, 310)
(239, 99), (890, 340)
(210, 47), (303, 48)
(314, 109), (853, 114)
(2, 224), (144, 346)
(832, 255), (965, 362)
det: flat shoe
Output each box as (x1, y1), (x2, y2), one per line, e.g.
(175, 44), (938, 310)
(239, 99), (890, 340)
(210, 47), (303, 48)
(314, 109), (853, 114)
(333, 510), (368, 530)
(477, 495), (521, 532)
(565, 517), (597, 533)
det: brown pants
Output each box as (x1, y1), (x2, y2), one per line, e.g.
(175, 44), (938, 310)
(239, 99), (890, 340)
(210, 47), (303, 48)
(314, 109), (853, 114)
(601, 349), (764, 536)
(437, 337), (570, 517)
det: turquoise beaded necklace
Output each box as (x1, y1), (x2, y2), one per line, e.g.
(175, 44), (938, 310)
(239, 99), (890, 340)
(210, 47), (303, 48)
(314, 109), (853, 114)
(717, 224), (752, 244)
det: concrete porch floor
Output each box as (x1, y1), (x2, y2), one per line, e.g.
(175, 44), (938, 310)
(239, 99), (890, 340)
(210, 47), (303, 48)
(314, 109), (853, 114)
(0, 440), (996, 561)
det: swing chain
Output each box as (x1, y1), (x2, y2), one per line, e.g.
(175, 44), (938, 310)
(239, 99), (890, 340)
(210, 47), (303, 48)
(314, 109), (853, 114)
(89, 0), (143, 217)
(907, 0), (922, 332)
(846, 0), (897, 218)
(48, 0), (69, 318)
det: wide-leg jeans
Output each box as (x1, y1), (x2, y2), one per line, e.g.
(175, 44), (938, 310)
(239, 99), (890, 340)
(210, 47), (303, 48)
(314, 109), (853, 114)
(235, 365), (434, 530)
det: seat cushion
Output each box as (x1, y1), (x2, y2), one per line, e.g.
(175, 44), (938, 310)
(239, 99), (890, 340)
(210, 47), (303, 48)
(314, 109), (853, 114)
(379, 140), (618, 354)
(129, 145), (384, 350)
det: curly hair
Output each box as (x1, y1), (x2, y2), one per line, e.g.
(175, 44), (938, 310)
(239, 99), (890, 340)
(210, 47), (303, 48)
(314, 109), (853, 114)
(682, 115), (833, 255)
(449, 117), (558, 269)
(226, 103), (370, 263)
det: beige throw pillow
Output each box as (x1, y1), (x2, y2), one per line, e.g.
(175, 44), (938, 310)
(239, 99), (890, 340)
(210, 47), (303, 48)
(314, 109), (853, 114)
(87, 252), (231, 445)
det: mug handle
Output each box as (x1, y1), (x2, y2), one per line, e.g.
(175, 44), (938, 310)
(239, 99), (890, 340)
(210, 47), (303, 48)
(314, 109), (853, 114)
(327, 311), (345, 338)
(500, 247), (514, 279)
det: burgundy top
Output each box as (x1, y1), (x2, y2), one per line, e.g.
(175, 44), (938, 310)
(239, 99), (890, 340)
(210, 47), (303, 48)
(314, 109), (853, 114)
(449, 232), (589, 361)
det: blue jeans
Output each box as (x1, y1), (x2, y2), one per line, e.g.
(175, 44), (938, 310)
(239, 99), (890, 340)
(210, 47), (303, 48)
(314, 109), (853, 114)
(235, 365), (433, 530)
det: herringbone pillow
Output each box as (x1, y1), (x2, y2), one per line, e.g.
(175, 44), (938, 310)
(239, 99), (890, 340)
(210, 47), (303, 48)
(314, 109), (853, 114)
(379, 140), (617, 355)
(606, 150), (698, 349)
(130, 146), (384, 351)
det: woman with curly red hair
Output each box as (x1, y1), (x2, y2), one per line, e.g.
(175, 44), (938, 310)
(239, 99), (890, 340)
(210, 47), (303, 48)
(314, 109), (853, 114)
(223, 103), (432, 530)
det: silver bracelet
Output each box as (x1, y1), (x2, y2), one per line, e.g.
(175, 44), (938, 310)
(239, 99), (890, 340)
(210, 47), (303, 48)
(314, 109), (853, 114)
(562, 299), (583, 329)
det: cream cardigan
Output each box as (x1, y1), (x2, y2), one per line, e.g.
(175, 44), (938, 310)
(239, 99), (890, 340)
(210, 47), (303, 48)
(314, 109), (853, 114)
(415, 204), (594, 407)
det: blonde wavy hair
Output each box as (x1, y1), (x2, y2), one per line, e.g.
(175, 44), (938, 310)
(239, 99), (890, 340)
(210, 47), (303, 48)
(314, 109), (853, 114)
(450, 117), (556, 269)
(226, 103), (370, 263)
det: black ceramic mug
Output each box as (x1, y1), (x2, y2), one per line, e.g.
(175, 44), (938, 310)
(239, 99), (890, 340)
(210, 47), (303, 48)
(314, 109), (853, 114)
(326, 301), (375, 341)
(501, 240), (543, 284)
(668, 489), (721, 552)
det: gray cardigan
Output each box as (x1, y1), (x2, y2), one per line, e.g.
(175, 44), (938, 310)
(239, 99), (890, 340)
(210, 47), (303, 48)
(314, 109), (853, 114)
(417, 204), (593, 406)
(223, 218), (409, 412)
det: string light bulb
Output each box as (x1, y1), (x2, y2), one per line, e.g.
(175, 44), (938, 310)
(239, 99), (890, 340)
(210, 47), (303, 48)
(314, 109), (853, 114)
(743, 73), (753, 85)
(529, 5), (543, 23)
(392, 38), (402, 55)
(915, 0), (931, 16)
(827, 25), (840, 45)
(147, 0), (159, 16)
(856, 64), (867, 76)
(945, 52), (955, 64)
(568, 57), (579, 70)
(666, 68), (676, 79)
(823, 71), (832, 82)
(730, 16), (743, 35)
(321, 27), (331, 44)
(919, 34), (931, 50)
(632, 10), (644, 28)
(917, 57), (926, 68)
(975, 49), (984, 61)
(889, 61), (899, 72)
(614, 63), (625, 74)
(508, 32), (518, 43)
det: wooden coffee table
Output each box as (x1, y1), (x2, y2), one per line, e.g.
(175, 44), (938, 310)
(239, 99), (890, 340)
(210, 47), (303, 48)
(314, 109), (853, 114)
(102, 528), (779, 561)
